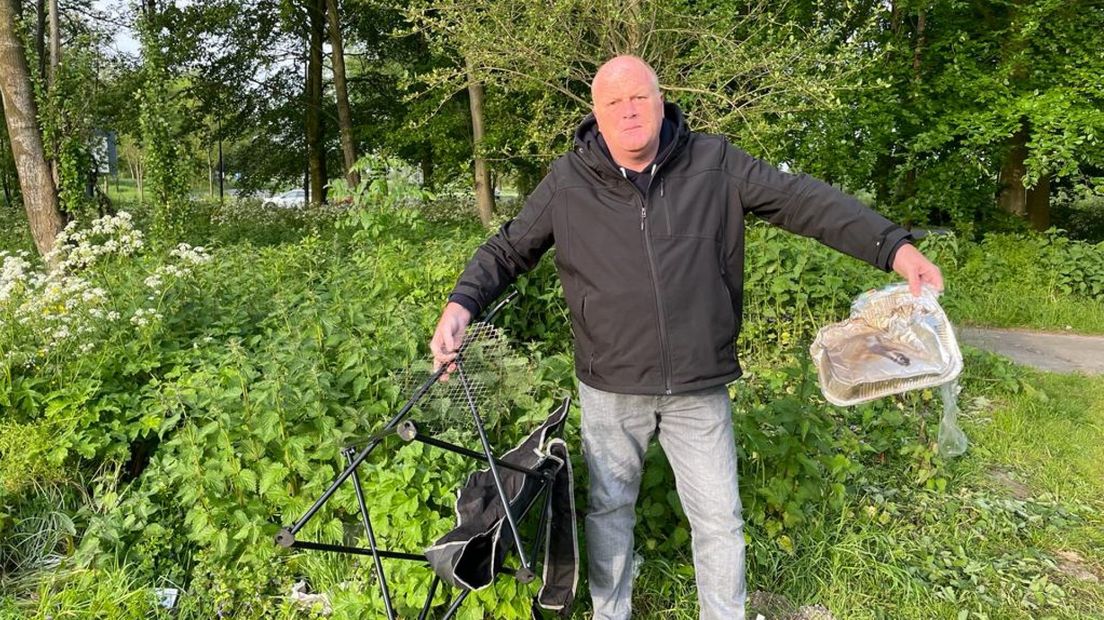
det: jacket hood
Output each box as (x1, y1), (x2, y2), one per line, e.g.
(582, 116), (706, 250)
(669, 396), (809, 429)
(573, 101), (690, 174)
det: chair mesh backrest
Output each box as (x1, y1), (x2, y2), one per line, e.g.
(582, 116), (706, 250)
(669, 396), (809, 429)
(395, 322), (532, 437)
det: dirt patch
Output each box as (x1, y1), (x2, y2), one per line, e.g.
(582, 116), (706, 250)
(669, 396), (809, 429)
(987, 467), (1032, 500)
(1054, 550), (1101, 583)
(748, 592), (836, 620)
(793, 605), (836, 620)
(748, 590), (796, 618)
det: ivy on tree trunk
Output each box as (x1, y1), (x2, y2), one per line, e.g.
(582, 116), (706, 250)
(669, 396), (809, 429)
(466, 57), (493, 227)
(305, 0), (326, 206)
(0, 0), (63, 261)
(138, 7), (189, 244)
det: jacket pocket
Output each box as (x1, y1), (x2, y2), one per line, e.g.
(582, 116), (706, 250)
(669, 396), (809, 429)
(719, 260), (737, 331)
(581, 295), (597, 376)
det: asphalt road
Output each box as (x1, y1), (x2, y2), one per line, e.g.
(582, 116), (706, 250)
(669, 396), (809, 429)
(958, 327), (1104, 375)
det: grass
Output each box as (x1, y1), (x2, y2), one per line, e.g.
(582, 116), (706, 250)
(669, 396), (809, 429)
(0, 205), (33, 256)
(936, 231), (1104, 335)
(627, 359), (1104, 620)
(99, 176), (235, 204)
(946, 287), (1104, 335)
(0, 564), (171, 620)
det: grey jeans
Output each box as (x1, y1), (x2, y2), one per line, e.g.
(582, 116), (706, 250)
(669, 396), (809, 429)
(579, 381), (746, 620)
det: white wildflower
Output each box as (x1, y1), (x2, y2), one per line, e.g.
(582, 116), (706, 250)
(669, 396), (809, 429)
(130, 308), (161, 327)
(171, 243), (211, 265)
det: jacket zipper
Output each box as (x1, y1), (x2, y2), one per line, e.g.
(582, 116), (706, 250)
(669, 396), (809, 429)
(624, 164), (674, 395)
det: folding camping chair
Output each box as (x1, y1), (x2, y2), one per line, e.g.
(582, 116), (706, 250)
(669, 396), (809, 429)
(274, 294), (578, 619)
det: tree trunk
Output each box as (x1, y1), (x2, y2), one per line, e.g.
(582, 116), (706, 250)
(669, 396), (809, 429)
(995, 5), (1045, 229)
(466, 58), (493, 226)
(893, 7), (927, 217)
(624, 0), (643, 54)
(998, 123), (1029, 219)
(997, 121), (1049, 230)
(890, 0), (902, 35)
(35, 0), (45, 80)
(46, 0), (60, 189)
(47, 0), (58, 82)
(420, 146), (433, 190)
(217, 130), (224, 203)
(911, 9), (926, 80)
(136, 167), (143, 204)
(1027, 173), (1050, 231)
(305, 0), (325, 206)
(0, 0), (63, 260)
(2, 160), (12, 208)
(325, 0), (359, 188)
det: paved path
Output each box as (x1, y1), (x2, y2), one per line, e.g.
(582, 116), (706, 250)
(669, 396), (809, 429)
(958, 327), (1104, 375)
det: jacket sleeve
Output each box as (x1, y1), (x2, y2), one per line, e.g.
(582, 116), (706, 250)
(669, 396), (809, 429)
(723, 143), (911, 271)
(449, 170), (558, 314)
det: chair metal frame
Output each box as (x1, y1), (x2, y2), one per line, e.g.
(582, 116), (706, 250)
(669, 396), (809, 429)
(274, 293), (565, 619)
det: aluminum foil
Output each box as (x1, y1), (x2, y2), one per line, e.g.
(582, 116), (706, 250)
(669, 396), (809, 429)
(811, 283), (963, 406)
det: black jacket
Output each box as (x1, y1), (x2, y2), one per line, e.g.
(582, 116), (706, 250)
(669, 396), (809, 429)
(451, 103), (912, 395)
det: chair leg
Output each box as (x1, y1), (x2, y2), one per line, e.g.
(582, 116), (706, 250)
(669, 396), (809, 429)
(345, 448), (397, 620)
(456, 361), (534, 582)
(417, 576), (441, 620)
(440, 589), (471, 620)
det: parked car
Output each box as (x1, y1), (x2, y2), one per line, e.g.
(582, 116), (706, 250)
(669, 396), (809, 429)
(262, 188), (307, 209)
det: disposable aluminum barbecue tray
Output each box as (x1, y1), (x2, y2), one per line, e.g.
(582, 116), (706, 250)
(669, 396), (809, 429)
(810, 284), (963, 407)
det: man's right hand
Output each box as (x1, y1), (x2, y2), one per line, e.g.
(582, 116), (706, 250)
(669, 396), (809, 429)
(430, 301), (473, 378)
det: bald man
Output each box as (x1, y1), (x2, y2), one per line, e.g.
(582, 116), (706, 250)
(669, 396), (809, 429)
(432, 56), (941, 620)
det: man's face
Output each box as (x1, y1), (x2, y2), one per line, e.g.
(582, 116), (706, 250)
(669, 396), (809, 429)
(591, 63), (664, 160)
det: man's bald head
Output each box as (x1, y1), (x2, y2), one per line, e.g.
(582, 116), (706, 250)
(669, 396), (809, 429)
(591, 55), (660, 104)
(589, 55), (665, 171)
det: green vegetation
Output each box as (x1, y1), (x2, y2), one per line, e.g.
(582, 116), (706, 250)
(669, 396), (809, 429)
(943, 232), (1104, 334)
(2, 1), (1103, 617)
(2, 176), (1103, 617)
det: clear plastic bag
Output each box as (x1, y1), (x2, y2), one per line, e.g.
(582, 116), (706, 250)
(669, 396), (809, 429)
(937, 380), (968, 457)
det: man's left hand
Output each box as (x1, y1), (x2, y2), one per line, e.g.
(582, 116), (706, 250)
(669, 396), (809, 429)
(892, 243), (944, 296)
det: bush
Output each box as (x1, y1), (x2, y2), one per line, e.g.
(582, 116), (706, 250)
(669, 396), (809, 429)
(941, 229), (1104, 331)
(0, 205), (33, 255)
(0, 177), (566, 617)
(1052, 189), (1104, 243)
